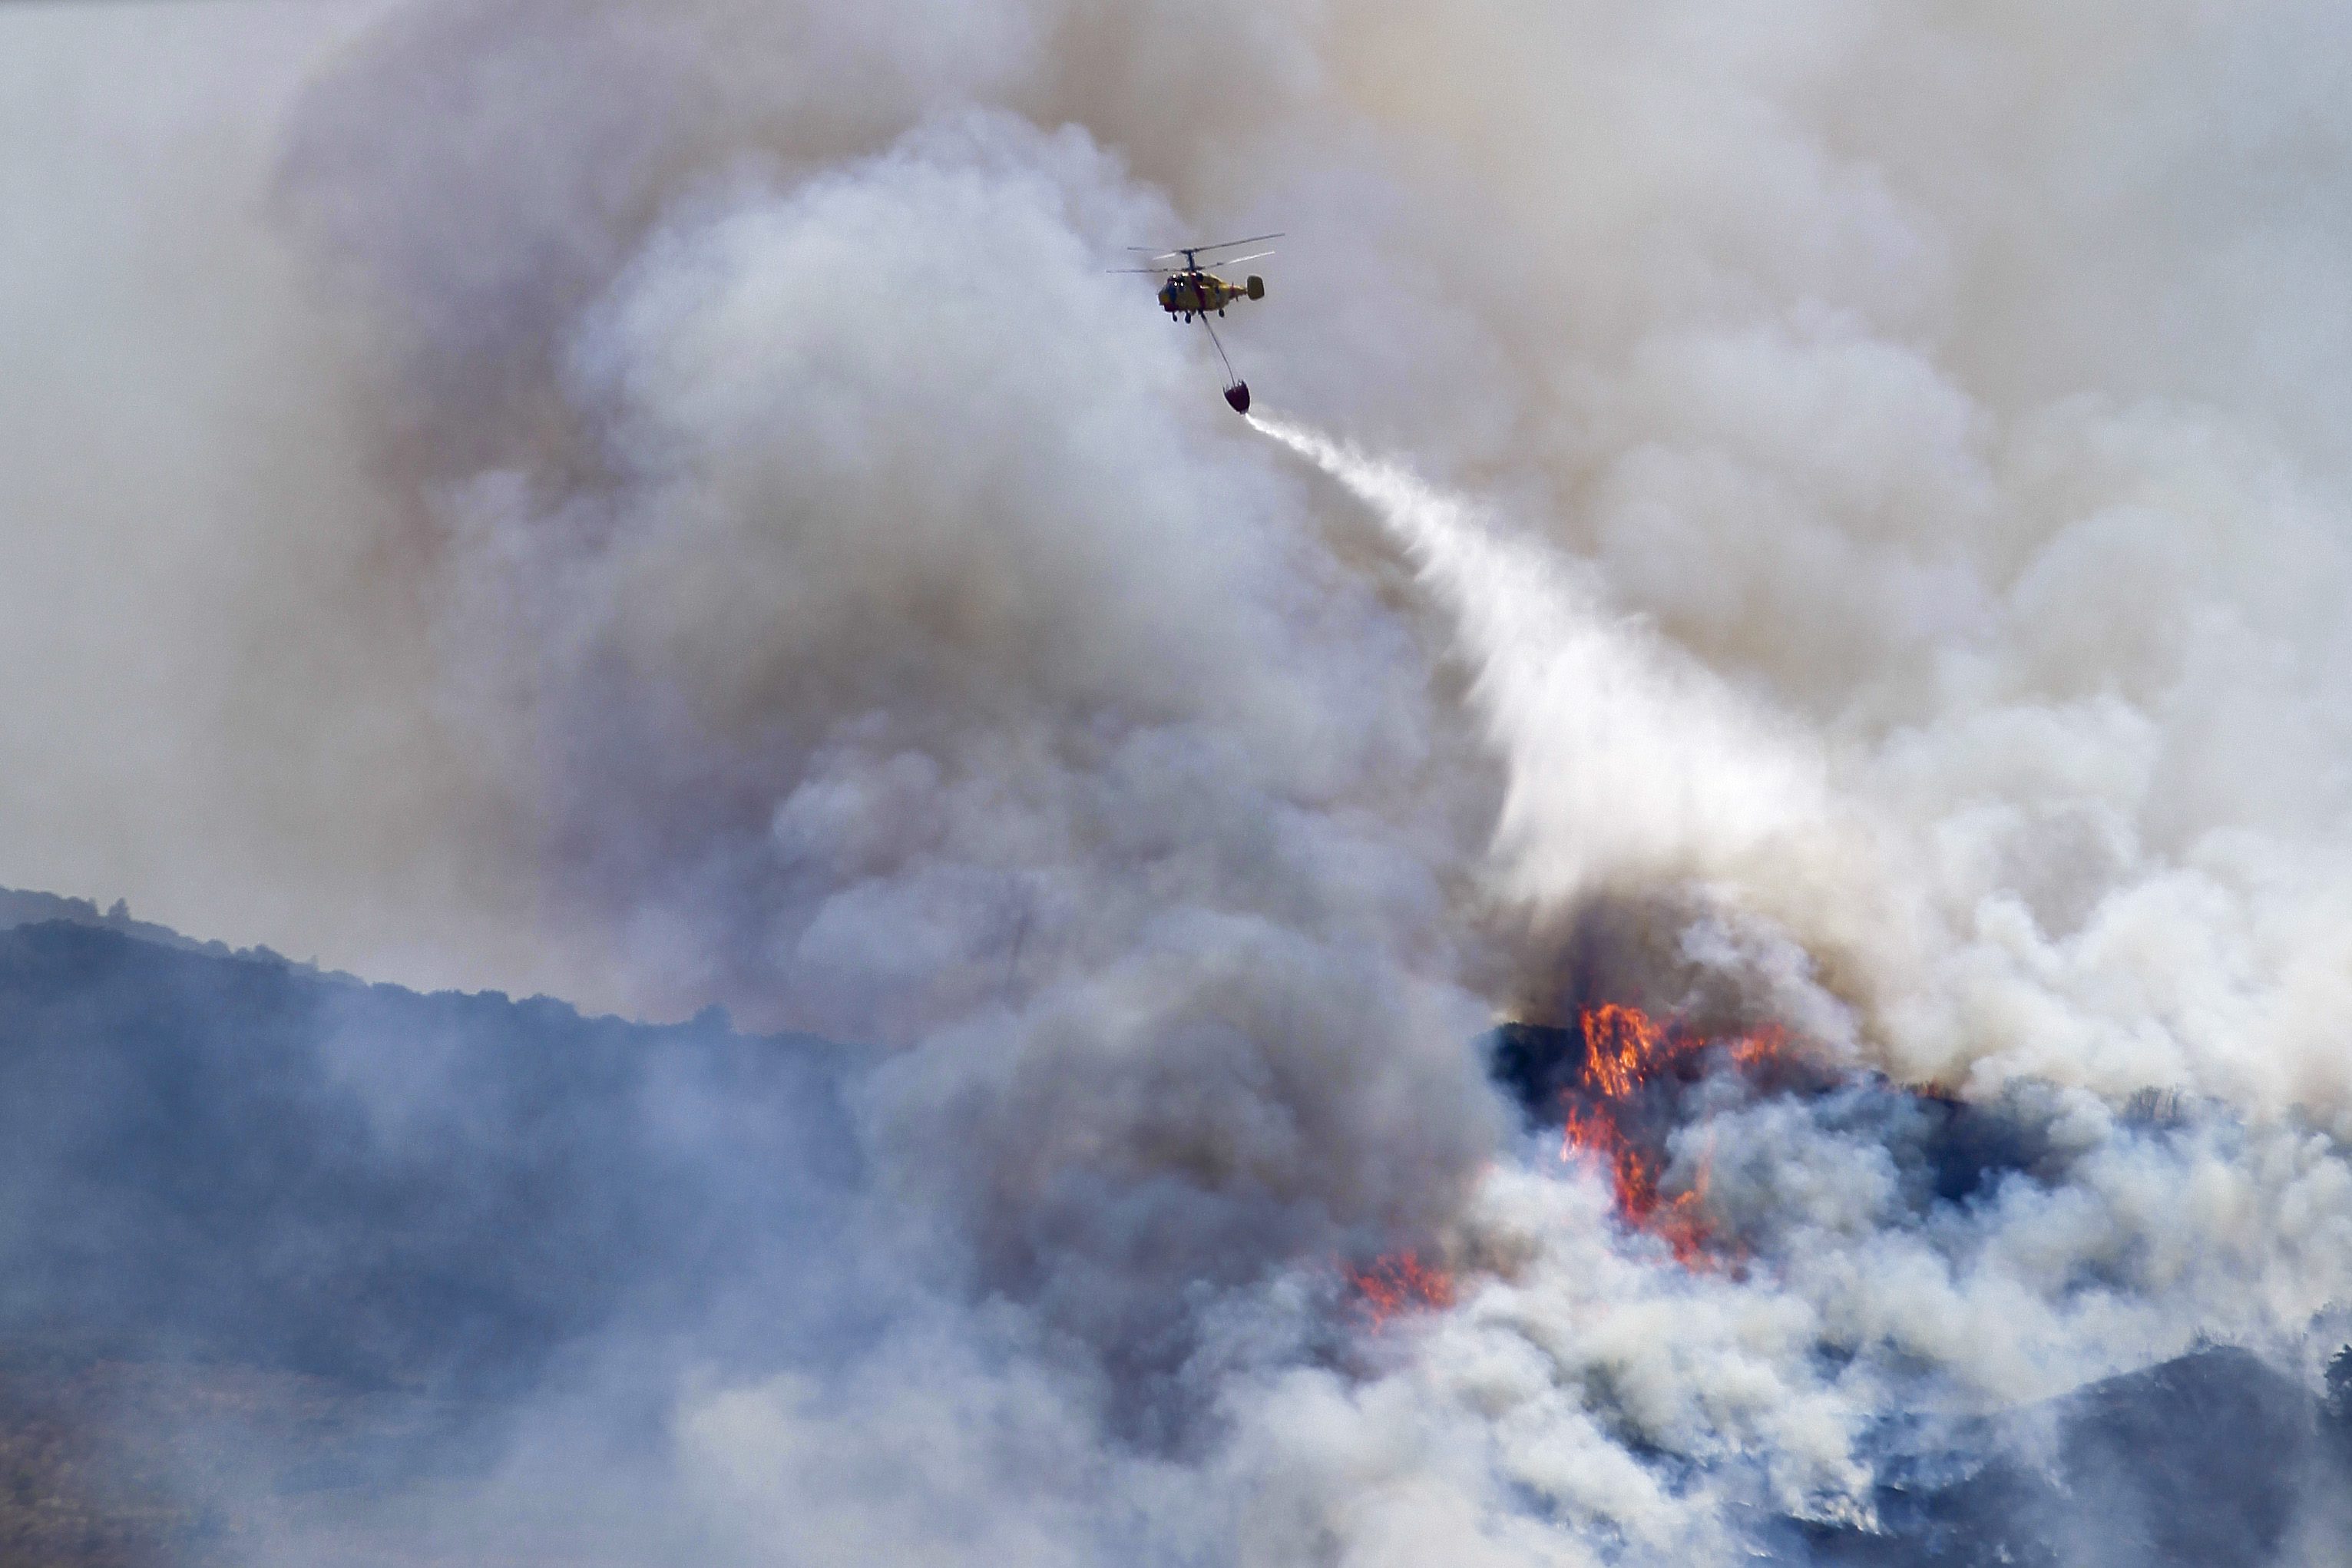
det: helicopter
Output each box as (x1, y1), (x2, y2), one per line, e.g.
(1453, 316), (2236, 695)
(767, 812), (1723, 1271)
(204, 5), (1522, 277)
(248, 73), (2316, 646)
(1110, 233), (1280, 412)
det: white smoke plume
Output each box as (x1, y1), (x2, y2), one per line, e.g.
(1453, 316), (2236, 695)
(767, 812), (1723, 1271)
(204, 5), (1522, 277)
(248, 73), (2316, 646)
(1249, 412), (1842, 921)
(8, 0), (2352, 1563)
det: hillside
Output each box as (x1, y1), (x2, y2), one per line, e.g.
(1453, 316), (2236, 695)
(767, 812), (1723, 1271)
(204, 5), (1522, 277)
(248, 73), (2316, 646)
(0, 912), (866, 1564)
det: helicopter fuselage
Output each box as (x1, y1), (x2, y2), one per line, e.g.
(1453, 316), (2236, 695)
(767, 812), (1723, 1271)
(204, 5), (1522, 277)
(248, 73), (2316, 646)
(1158, 270), (1265, 319)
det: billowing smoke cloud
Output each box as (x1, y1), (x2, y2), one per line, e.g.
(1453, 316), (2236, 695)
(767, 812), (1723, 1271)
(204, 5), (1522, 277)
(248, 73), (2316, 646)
(8, 0), (2352, 1563)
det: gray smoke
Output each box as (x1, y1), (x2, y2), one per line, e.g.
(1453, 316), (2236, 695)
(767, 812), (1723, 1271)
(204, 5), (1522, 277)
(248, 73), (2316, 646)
(8, 0), (2352, 1563)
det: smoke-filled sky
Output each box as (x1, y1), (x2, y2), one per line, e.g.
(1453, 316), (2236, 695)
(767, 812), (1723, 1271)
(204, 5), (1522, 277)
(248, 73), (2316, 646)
(7, 1), (2352, 1563)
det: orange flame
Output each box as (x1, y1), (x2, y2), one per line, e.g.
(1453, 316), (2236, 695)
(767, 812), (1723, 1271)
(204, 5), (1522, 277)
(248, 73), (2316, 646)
(1730, 1024), (1791, 1073)
(1578, 1002), (1674, 1100)
(1556, 1003), (1788, 1265)
(1346, 1249), (1456, 1329)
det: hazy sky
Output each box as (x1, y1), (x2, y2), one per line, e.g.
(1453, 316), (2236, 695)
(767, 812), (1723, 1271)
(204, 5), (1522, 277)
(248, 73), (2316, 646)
(8, 8), (2352, 1558)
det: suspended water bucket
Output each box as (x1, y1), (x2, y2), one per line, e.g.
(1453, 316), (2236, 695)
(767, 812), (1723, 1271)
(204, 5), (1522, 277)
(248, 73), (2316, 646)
(1224, 381), (1251, 414)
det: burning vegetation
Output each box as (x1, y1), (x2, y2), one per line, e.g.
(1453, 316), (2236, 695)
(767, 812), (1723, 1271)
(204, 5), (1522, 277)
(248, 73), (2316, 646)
(1341, 987), (2091, 1340)
(1550, 1002), (1801, 1265)
(1345, 1003), (1811, 1327)
(1345, 1250), (1457, 1330)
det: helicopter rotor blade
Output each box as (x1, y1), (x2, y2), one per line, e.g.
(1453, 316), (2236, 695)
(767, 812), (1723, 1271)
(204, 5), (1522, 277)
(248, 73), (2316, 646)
(1106, 266), (1176, 274)
(1128, 233), (1285, 262)
(1188, 232), (1285, 255)
(1210, 250), (1275, 266)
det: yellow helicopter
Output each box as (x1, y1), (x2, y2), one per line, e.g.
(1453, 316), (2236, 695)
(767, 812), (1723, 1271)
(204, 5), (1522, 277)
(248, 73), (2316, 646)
(1111, 233), (1280, 412)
